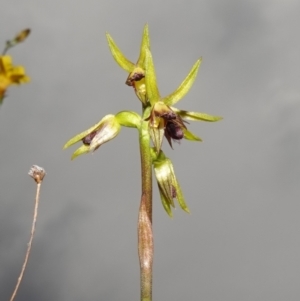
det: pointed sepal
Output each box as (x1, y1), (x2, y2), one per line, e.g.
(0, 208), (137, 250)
(136, 24), (150, 68)
(183, 128), (202, 142)
(158, 184), (173, 217)
(106, 33), (135, 72)
(164, 58), (202, 106)
(173, 108), (223, 122)
(145, 47), (160, 105)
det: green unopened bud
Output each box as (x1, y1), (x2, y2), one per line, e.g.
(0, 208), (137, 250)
(115, 110), (141, 128)
(63, 114), (121, 160)
(153, 151), (189, 216)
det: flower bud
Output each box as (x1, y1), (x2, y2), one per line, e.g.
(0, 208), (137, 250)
(14, 29), (31, 43)
(153, 151), (189, 216)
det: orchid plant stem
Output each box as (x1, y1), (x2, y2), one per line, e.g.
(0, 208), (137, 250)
(138, 107), (153, 301)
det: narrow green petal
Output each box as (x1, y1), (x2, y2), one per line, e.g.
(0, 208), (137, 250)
(158, 184), (173, 217)
(169, 165), (190, 213)
(106, 33), (135, 72)
(115, 110), (141, 128)
(173, 108), (223, 122)
(71, 144), (90, 160)
(174, 183), (190, 213)
(164, 58), (202, 106)
(137, 24), (150, 67)
(183, 128), (202, 142)
(63, 120), (103, 149)
(145, 47), (160, 105)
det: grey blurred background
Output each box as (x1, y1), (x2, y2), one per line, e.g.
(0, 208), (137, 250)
(1, 0), (300, 300)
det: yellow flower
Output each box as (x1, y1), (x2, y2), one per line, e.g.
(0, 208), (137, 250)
(0, 55), (30, 101)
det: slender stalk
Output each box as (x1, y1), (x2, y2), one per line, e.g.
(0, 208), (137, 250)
(10, 165), (45, 301)
(138, 113), (153, 301)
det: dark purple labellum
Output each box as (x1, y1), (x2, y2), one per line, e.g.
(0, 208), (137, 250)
(125, 72), (145, 86)
(161, 111), (177, 120)
(166, 122), (184, 140)
(82, 130), (98, 145)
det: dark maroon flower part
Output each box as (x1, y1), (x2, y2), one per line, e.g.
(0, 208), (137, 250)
(165, 122), (184, 140)
(125, 70), (145, 86)
(82, 130), (98, 145)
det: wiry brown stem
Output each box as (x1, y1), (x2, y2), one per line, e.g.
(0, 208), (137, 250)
(9, 165), (45, 301)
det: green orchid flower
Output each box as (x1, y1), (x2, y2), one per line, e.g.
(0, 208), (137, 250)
(106, 25), (221, 153)
(144, 47), (222, 152)
(64, 25), (222, 301)
(151, 149), (189, 217)
(106, 24), (150, 104)
(63, 111), (141, 160)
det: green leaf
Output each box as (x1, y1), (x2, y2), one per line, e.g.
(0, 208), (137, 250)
(106, 33), (135, 72)
(164, 58), (202, 106)
(63, 120), (103, 149)
(116, 110), (141, 128)
(183, 128), (202, 141)
(145, 48), (160, 105)
(173, 108), (223, 122)
(137, 24), (150, 68)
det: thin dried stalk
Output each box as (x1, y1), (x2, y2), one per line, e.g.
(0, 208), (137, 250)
(9, 165), (45, 301)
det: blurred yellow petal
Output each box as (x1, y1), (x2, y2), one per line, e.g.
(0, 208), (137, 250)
(0, 55), (30, 98)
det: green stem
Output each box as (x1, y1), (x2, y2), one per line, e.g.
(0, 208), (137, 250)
(138, 110), (153, 301)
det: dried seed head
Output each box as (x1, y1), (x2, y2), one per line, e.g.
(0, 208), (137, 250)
(28, 165), (46, 184)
